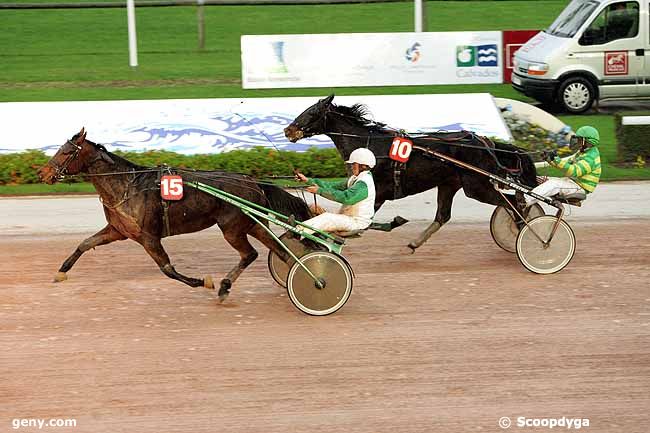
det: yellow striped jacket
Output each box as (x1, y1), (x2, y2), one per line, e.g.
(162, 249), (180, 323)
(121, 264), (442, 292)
(551, 147), (601, 193)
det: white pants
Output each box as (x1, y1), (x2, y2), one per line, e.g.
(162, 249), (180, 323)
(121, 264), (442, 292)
(301, 212), (371, 234)
(526, 177), (585, 206)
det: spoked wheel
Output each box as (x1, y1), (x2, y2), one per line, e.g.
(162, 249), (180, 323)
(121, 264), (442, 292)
(268, 232), (312, 288)
(490, 203), (544, 253)
(516, 215), (576, 274)
(287, 251), (353, 316)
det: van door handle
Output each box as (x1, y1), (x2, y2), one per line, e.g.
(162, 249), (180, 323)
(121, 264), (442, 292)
(636, 48), (645, 56)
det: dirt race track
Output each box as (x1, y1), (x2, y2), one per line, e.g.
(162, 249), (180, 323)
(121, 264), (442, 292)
(1, 221), (650, 433)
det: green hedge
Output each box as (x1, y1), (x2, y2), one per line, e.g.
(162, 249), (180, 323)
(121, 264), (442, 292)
(0, 150), (51, 185)
(0, 147), (346, 185)
(614, 112), (650, 163)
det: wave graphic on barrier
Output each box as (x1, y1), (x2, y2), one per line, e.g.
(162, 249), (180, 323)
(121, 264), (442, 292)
(25, 113), (333, 155)
(10, 114), (505, 156)
(478, 55), (498, 63)
(477, 48), (497, 55)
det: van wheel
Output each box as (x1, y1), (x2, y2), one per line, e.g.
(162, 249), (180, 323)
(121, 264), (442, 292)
(558, 77), (595, 114)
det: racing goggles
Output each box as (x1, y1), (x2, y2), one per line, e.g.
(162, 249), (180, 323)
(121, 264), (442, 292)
(570, 135), (588, 148)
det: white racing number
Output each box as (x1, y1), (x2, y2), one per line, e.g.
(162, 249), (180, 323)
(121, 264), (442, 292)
(389, 137), (413, 163)
(160, 175), (184, 200)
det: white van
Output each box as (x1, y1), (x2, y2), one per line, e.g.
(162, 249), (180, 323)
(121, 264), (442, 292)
(512, 0), (648, 113)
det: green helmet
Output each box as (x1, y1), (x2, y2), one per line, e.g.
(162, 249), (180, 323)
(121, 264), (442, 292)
(575, 126), (600, 146)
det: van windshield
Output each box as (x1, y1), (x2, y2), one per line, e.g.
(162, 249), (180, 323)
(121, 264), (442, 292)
(547, 0), (600, 38)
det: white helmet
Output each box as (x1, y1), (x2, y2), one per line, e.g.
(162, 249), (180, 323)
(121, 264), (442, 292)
(345, 148), (376, 168)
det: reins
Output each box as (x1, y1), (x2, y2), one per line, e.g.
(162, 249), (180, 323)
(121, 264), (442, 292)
(230, 111), (323, 209)
(50, 143), (312, 212)
(318, 106), (542, 156)
(325, 129), (542, 156)
(318, 105), (536, 177)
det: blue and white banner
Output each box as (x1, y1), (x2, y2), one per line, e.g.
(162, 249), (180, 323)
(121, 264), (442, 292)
(242, 31), (503, 89)
(0, 94), (511, 155)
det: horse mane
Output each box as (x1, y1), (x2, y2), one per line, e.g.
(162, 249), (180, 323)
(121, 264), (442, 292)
(72, 132), (109, 153)
(72, 133), (145, 169)
(332, 103), (386, 131)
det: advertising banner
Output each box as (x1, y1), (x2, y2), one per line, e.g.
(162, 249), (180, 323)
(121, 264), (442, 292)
(502, 30), (540, 83)
(241, 32), (503, 89)
(0, 94), (510, 155)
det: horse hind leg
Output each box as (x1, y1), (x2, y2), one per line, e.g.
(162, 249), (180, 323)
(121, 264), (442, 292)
(139, 236), (204, 288)
(55, 225), (126, 282)
(247, 223), (291, 263)
(407, 221), (442, 253)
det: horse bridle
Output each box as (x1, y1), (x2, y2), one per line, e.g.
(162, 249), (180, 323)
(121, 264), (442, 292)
(47, 140), (82, 179)
(295, 104), (372, 138)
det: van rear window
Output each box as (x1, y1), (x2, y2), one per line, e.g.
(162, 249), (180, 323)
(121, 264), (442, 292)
(547, 0), (600, 38)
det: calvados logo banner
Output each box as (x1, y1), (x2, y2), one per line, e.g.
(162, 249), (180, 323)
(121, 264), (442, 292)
(457, 44), (498, 67)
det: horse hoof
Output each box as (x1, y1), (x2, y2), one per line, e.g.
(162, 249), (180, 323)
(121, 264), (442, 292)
(218, 279), (232, 303)
(203, 275), (214, 290)
(54, 272), (67, 282)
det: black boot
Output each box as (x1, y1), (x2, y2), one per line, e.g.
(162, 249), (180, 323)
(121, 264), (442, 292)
(390, 216), (409, 229)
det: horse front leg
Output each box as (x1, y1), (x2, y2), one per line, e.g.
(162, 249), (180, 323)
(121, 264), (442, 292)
(54, 225), (126, 282)
(138, 236), (205, 288)
(217, 229), (260, 302)
(408, 183), (460, 253)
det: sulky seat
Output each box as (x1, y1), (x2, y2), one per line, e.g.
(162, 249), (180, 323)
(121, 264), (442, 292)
(555, 191), (587, 207)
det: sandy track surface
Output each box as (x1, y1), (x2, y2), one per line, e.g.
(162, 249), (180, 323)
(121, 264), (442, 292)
(1, 221), (649, 433)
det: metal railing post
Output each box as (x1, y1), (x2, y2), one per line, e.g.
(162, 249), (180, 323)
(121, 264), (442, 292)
(197, 0), (205, 50)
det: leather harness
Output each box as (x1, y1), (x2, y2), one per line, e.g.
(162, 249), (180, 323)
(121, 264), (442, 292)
(388, 131), (524, 200)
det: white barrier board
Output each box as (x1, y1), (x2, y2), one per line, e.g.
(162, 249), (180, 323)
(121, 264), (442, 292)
(0, 94), (510, 155)
(242, 32), (502, 88)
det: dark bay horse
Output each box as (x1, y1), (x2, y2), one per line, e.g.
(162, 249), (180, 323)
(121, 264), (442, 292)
(284, 95), (537, 252)
(38, 128), (312, 300)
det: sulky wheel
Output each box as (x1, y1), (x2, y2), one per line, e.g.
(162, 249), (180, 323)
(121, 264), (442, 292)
(490, 203), (544, 253)
(516, 215), (576, 274)
(268, 232), (312, 288)
(286, 251), (353, 316)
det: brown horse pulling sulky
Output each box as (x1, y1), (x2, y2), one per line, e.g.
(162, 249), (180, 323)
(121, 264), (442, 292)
(38, 128), (312, 301)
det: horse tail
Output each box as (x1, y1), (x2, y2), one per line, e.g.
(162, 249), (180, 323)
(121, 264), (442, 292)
(258, 183), (313, 221)
(494, 140), (538, 188)
(517, 152), (538, 188)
